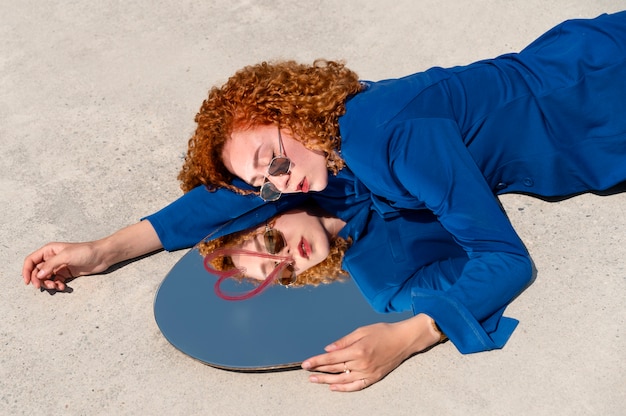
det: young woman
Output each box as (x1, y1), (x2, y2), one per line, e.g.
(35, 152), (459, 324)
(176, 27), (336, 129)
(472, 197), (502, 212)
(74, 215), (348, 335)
(23, 11), (626, 392)
(177, 11), (626, 389)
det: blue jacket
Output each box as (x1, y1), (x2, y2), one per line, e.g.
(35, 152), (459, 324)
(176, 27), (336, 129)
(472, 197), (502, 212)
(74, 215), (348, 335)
(337, 11), (626, 352)
(145, 12), (626, 354)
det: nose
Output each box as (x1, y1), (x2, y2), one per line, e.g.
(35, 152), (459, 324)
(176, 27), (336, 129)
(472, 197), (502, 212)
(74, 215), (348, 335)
(268, 173), (290, 192)
(275, 243), (296, 270)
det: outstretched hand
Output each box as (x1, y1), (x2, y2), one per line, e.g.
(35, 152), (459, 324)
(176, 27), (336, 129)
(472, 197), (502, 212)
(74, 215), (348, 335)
(301, 314), (441, 391)
(22, 242), (109, 291)
(22, 221), (163, 292)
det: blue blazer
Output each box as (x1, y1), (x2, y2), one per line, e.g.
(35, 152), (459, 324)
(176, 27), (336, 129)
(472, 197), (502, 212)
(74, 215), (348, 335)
(145, 12), (626, 354)
(336, 11), (626, 352)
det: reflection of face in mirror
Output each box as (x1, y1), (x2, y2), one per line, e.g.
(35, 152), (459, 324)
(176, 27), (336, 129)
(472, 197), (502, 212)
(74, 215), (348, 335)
(234, 209), (334, 281)
(199, 205), (348, 289)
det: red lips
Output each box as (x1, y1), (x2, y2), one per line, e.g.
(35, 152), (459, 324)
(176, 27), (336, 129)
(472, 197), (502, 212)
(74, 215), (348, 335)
(299, 177), (310, 193)
(298, 237), (311, 259)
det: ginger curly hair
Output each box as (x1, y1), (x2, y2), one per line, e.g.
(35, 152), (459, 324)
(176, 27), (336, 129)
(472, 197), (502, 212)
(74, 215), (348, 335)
(178, 59), (363, 194)
(197, 217), (352, 287)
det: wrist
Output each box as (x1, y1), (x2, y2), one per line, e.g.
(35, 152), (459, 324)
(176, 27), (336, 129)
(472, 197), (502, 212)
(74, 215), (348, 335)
(430, 318), (447, 343)
(91, 238), (115, 270)
(400, 314), (445, 354)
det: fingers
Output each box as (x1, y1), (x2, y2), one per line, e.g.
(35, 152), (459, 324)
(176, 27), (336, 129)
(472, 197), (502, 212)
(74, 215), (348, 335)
(310, 373), (370, 392)
(306, 367), (377, 392)
(303, 328), (366, 372)
(323, 328), (363, 352)
(22, 243), (70, 289)
(28, 265), (53, 290)
(302, 349), (372, 392)
(303, 323), (411, 392)
(41, 276), (67, 291)
(28, 266), (42, 289)
(24, 260), (47, 289)
(328, 378), (369, 392)
(28, 264), (69, 291)
(22, 248), (48, 284)
(303, 360), (348, 375)
(306, 360), (373, 392)
(302, 348), (353, 373)
(27, 262), (54, 289)
(36, 256), (69, 280)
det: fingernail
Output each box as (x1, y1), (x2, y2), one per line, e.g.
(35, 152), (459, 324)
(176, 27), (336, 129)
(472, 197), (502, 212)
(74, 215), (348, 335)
(309, 376), (318, 383)
(302, 361), (311, 370)
(37, 269), (45, 278)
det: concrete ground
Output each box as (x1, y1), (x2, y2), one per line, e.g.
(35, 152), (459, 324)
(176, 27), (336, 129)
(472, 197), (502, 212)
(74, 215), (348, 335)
(1, 1), (624, 415)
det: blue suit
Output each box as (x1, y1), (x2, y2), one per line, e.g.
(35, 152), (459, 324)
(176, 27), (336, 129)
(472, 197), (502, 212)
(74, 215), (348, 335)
(337, 11), (626, 352)
(145, 12), (626, 354)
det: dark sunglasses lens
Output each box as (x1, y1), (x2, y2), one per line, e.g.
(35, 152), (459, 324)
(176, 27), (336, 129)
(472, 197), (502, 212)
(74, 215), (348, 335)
(264, 229), (286, 254)
(260, 182), (281, 201)
(277, 264), (296, 286)
(267, 157), (290, 176)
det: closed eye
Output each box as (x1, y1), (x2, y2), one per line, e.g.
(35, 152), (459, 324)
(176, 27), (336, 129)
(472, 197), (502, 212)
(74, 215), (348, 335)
(248, 149), (272, 187)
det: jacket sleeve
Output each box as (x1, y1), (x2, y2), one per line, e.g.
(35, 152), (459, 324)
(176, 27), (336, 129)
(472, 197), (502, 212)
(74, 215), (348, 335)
(142, 181), (308, 251)
(386, 118), (532, 353)
(376, 256), (520, 352)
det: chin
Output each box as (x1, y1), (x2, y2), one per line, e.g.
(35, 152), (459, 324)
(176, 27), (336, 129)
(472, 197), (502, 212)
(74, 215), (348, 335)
(312, 177), (329, 192)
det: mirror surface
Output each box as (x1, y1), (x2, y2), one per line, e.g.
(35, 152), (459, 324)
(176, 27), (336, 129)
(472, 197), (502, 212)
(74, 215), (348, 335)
(154, 248), (412, 370)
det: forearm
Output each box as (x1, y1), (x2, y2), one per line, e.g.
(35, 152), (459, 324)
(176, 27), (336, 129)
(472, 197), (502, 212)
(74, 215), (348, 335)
(95, 220), (163, 269)
(397, 313), (444, 356)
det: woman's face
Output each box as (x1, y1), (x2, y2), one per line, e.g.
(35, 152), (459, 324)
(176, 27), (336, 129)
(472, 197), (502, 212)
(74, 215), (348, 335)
(222, 124), (329, 195)
(230, 209), (331, 281)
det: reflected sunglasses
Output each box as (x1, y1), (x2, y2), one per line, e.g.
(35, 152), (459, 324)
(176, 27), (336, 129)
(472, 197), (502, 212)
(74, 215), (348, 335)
(203, 224), (296, 301)
(259, 127), (292, 202)
(263, 223), (297, 285)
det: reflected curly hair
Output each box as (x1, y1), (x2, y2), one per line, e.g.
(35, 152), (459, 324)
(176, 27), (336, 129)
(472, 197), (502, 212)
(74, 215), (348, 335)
(178, 59), (363, 194)
(197, 219), (351, 287)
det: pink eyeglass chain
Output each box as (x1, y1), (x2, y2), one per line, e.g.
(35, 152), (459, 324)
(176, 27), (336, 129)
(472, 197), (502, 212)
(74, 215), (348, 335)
(203, 248), (293, 301)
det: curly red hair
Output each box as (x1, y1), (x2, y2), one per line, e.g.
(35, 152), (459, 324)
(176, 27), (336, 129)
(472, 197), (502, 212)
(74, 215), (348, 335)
(178, 59), (363, 193)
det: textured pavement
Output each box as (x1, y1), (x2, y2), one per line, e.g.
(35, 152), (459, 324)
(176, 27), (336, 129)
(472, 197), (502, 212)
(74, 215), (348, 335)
(2, 1), (625, 415)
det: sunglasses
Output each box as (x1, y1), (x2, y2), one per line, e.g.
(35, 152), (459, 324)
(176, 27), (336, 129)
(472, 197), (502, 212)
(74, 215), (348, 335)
(259, 127), (292, 202)
(263, 223), (297, 286)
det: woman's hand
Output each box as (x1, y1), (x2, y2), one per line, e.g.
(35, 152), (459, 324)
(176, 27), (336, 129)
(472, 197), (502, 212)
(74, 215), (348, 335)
(22, 242), (109, 290)
(301, 313), (442, 391)
(22, 220), (162, 291)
